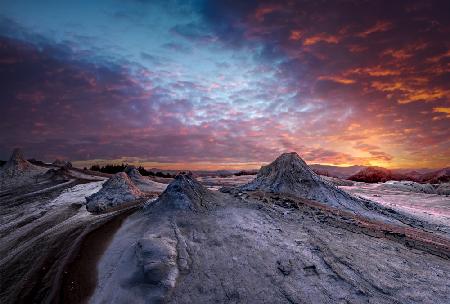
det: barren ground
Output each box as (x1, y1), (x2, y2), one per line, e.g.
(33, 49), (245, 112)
(1, 169), (449, 304)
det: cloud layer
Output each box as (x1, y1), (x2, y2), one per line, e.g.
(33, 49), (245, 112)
(0, 0), (449, 169)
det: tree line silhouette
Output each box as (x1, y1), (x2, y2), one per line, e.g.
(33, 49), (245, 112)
(88, 163), (175, 178)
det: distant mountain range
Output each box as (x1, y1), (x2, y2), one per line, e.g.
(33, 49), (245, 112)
(310, 164), (450, 184)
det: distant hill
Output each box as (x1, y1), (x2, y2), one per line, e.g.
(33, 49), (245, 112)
(348, 167), (409, 183)
(310, 164), (366, 179)
(419, 168), (450, 184)
(348, 166), (450, 184)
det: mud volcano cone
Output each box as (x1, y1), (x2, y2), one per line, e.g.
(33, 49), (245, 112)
(1, 148), (35, 177)
(153, 172), (215, 211)
(86, 172), (143, 213)
(124, 165), (166, 193)
(242, 152), (378, 215)
(52, 159), (73, 168)
(124, 165), (142, 180)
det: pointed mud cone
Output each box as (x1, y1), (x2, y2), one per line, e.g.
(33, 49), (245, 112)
(52, 159), (73, 168)
(241, 152), (387, 218)
(1, 148), (36, 177)
(124, 165), (143, 180)
(124, 165), (166, 193)
(152, 172), (215, 211)
(86, 172), (143, 213)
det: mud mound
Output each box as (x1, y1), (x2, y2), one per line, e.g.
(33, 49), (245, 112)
(152, 172), (217, 211)
(86, 172), (143, 213)
(242, 152), (338, 198)
(321, 175), (354, 186)
(436, 183), (450, 195)
(0, 148), (47, 189)
(124, 166), (166, 193)
(124, 165), (142, 180)
(53, 159), (73, 168)
(379, 181), (436, 194)
(41, 166), (72, 182)
(241, 152), (393, 220)
(1, 148), (36, 177)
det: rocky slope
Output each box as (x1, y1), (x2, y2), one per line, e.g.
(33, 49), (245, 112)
(86, 172), (143, 213)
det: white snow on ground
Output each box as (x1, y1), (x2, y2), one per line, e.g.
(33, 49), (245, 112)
(341, 182), (450, 228)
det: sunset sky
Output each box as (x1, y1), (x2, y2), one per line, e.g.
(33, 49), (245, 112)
(0, 0), (449, 170)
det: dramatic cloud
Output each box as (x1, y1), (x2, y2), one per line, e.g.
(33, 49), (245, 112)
(0, 0), (448, 169)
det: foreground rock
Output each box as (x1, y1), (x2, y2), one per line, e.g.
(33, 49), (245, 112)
(86, 172), (143, 213)
(124, 165), (166, 193)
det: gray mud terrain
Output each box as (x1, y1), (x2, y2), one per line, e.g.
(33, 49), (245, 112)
(90, 173), (450, 304)
(1, 152), (449, 304)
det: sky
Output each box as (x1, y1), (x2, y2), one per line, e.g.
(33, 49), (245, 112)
(0, 0), (449, 170)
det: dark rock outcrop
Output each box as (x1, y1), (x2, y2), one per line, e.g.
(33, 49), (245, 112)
(86, 172), (143, 213)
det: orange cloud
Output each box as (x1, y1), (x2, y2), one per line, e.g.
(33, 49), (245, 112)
(347, 66), (400, 77)
(254, 5), (281, 21)
(370, 78), (447, 104)
(318, 75), (355, 84)
(432, 107), (450, 117)
(304, 33), (339, 46)
(382, 49), (412, 60)
(347, 44), (368, 53)
(357, 21), (393, 37)
(398, 90), (447, 104)
(289, 30), (303, 41)
(382, 42), (428, 60)
(427, 49), (450, 63)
